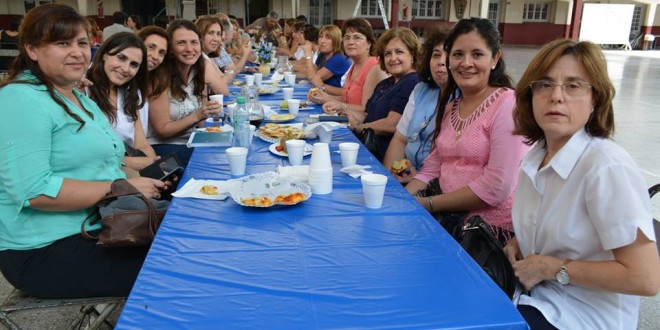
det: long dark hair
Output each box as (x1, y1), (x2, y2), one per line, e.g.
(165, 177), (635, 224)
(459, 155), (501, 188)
(88, 32), (148, 123)
(137, 26), (169, 97)
(166, 19), (205, 102)
(0, 4), (91, 131)
(432, 18), (514, 143)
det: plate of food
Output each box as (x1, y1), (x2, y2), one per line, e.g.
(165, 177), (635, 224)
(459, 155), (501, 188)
(257, 123), (305, 143)
(267, 113), (296, 123)
(228, 171), (312, 207)
(278, 100), (314, 111)
(198, 123), (233, 132)
(258, 86), (280, 95)
(268, 142), (313, 157)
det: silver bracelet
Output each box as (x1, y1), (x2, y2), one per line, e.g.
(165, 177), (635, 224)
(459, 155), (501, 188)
(428, 196), (434, 212)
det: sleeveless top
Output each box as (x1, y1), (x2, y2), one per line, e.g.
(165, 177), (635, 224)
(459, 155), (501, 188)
(148, 72), (201, 145)
(342, 57), (379, 106)
(112, 88), (136, 146)
(0, 31), (18, 49)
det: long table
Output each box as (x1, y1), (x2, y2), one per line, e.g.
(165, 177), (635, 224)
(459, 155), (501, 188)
(116, 79), (527, 329)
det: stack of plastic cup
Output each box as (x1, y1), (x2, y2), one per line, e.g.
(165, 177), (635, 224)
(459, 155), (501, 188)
(308, 143), (333, 194)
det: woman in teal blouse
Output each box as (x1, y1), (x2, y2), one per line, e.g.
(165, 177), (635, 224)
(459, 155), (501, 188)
(0, 4), (165, 298)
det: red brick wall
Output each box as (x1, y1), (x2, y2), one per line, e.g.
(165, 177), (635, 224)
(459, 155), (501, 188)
(499, 22), (567, 45)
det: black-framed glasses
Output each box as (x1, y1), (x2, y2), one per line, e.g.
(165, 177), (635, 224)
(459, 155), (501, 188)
(529, 80), (592, 97)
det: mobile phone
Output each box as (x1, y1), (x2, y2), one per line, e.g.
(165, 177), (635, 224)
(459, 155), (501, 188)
(139, 153), (184, 181)
(319, 115), (348, 122)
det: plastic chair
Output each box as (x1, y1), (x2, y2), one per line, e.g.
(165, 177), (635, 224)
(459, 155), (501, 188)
(0, 288), (123, 330)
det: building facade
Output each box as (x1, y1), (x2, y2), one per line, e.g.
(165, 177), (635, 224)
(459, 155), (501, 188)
(1, 0), (658, 46)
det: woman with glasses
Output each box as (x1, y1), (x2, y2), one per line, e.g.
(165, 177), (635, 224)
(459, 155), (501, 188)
(87, 32), (158, 172)
(314, 18), (388, 116)
(303, 25), (351, 91)
(505, 39), (660, 329)
(383, 26), (449, 183)
(404, 18), (527, 244)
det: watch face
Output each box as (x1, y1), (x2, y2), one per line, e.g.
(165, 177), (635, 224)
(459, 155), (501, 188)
(556, 270), (570, 285)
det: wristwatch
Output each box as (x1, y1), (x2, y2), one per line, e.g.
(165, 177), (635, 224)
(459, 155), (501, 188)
(556, 259), (572, 285)
(319, 84), (326, 92)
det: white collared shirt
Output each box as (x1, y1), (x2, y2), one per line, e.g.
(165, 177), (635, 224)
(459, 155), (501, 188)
(512, 128), (655, 329)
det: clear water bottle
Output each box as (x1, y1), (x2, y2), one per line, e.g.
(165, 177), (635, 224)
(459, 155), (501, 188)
(232, 97), (250, 148)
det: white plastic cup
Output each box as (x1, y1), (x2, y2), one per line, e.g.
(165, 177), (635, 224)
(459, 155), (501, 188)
(309, 143), (331, 170)
(285, 73), (296, 86)
(339, 142), (359, 168)
(209, 94), (223, 106)
(285, 139), (306, 166)
(249, 125), (256, 145)
(318, 128), (333, 143)
(283, 71), (292, 77)
(308, 167), (333, 195)
(245, 75), (255, 86)
(282, 87), (294, 100)
(361, 174), (388, 209)
(287, 99), (300, 116)
(226, 147), (248, 176)
(254, 73), (263, 85)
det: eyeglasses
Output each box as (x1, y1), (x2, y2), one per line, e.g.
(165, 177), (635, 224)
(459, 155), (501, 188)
(342, 34), (366, 42)
(529, 80), (592, 97)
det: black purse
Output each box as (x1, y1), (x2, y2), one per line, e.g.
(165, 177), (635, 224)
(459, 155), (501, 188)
(460, 216), (516, 298)
(356, 127), (382, 161)
(415, 178), (467, 241)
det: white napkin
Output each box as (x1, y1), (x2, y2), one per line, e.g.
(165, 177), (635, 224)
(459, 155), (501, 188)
(271, 72), (284, 82)
(171, 178), (235, 200)
(277, 165), (310, 182)
(304, 122), (343, 138)
(340, 165), (373, 178)
(262, 105), (277, 117)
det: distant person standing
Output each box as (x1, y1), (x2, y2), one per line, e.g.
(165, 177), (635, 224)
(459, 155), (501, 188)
(245, 11), (282, 46)
(102, 11), (133, 41)
(127, 15), (143, 33)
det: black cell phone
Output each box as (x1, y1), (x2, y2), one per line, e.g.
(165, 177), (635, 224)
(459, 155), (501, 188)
(319, 115), (349, 122)
(138, 153), (184, 181)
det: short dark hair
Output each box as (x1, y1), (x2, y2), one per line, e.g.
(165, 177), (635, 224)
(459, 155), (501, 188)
(296, 15), (307, 23)
(304, 24), (318, 43)
(112, 11), (127, 24)
(9, 16), (22, 31)
(418, 26), (449, 89)
(341, 18), (377, 56)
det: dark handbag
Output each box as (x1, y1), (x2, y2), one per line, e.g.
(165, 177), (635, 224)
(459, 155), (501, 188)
(356, 127), (381, 161)
(81, 179), (169, 247)
(460, 216), (516, 298)
(416, 178), (468, 240)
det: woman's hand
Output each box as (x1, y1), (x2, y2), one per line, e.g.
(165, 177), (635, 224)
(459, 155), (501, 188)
(322, 101), (342, 114)
(196, 99), (224, 121)
(241, 40), (252, 57)
(309, 76), (323, 88)
(393, 166), (417, 184)
(503, 237), (523, 264)
(311, 90), (331, 105)
(125, 156), (159, 171)
(513, 255), (563, 291)
(127, 177), (166, 199)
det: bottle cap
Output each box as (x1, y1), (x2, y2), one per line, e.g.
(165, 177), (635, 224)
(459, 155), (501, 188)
(236, 97), (245, 104)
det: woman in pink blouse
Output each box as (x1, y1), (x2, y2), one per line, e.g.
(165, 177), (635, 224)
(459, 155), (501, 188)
(405, 18), (527, 242)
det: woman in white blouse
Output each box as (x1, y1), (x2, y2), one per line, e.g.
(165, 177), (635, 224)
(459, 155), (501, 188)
(506, 38), (659, 329)
(87, 32), (158, 171)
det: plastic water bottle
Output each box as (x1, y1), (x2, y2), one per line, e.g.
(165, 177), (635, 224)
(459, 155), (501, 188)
(232, 97), (250, 148)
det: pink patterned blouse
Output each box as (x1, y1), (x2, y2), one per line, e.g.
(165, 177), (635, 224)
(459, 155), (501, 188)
(415, 88), (528, 232)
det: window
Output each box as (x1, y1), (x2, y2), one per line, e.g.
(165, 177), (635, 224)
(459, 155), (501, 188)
(24, 0), (53, 12)
(629, 5), (643, 41)
(361, 0), (389, 17)
(523, 2), (550, 22)
(310, 0), (333, 26)
(488, 1), (499, 27)
(412, 0), (443, 18)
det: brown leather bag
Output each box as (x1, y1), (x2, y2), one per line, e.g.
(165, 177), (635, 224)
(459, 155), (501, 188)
(81, 179), (169, 247)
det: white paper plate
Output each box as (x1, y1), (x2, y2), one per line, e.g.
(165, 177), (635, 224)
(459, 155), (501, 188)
(257, 86), (280, 95)
(198, 123), (233, 132)
(228, 171), (312, 207)
(268, 143), (313, 157)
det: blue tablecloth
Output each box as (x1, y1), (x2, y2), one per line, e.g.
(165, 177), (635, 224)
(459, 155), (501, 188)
(116, 83), (526, 329)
